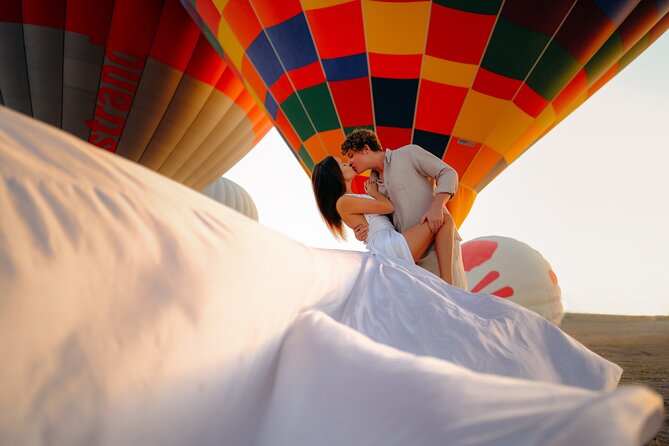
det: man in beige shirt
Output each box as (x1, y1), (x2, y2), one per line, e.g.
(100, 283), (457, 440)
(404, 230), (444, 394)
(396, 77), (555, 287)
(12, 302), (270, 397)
(341, 129), (467, 289)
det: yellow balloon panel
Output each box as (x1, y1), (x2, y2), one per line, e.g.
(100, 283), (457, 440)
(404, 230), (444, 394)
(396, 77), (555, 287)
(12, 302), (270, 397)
(452, 91), (508, 143)
(363, 1), (431, 55)
(422, 56), (477, 88)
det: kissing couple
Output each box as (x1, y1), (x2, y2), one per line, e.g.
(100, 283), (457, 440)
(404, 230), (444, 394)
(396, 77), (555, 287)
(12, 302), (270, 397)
(312, 128), (467, 288)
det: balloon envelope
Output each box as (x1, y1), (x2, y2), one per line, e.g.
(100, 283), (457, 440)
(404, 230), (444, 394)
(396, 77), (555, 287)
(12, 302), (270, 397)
(179, 0), (668, 224)
(0, 0), (272, 190)
(462, 236), (564, 325)
(203, 177), (259, 220)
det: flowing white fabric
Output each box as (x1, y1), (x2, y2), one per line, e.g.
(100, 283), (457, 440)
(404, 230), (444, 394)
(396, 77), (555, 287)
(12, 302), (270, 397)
(260, 311), (663, 446)
(318, 252), (621, 390)
(346, 193), (415, 263)
(0, 107), (664, 445)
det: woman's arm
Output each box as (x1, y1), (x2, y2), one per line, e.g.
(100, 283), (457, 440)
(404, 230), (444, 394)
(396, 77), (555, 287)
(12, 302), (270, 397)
(336, 180), (394, 217)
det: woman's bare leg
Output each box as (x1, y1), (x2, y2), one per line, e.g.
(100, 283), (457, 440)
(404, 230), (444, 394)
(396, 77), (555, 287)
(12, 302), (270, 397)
(401, 212), (455, 284)
(434, 212), (455, 285)
(401, 222), (434, 262)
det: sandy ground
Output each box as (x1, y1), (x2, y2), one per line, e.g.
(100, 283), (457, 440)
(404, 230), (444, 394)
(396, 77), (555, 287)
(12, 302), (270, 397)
(561, 313), (669, 445)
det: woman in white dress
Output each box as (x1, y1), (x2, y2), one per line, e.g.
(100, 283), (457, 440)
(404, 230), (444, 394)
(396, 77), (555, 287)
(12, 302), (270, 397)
(312, 154), (624, 392)
(312, 155), (454, 282)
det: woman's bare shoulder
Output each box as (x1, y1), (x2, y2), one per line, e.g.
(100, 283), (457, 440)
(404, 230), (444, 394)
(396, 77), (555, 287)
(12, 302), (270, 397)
(336, 194), (370, 214)
(336, 194), (356, 211)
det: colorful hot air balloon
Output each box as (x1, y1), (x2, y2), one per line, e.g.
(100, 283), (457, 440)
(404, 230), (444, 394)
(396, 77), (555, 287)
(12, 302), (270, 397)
(0, 0), (271, 190)
(203, 177), (259, 220)
(179, 0), (668, 224)
(462, 236), (564, 325)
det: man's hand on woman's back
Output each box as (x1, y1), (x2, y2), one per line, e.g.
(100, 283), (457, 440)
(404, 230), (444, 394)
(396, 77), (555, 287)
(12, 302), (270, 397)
(354, 224), (368, 242)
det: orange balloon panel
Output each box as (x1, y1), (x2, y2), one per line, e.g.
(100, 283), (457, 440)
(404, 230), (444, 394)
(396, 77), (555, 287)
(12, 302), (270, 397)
(179, 0), (668, 225)
(0, 0), (271, 190)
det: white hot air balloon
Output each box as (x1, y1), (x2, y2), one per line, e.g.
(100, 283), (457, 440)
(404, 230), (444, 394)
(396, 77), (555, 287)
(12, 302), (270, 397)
(202, 177), (258, 221)
(461, 236), (563, 325)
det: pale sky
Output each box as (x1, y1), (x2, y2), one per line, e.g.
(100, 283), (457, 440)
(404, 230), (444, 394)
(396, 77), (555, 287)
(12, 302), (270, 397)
(226, 33), (669, 316)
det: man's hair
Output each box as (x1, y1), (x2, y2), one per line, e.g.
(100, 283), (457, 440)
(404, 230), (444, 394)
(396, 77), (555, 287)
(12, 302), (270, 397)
(340, 129), (382, 155)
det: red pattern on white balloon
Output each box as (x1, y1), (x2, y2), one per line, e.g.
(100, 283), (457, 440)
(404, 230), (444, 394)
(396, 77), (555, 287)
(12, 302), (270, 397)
(462, 240), (514, 298)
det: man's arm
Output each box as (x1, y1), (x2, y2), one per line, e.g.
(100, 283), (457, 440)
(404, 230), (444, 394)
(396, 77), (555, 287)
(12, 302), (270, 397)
(408, 145), (458, 197)
(407, 145), (458, 232)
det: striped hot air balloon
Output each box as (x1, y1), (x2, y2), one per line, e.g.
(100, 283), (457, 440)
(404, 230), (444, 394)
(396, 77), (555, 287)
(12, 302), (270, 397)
(202, 177), (259, 220)
(0, 0), (271, 190)
(179, 0), (668, 224)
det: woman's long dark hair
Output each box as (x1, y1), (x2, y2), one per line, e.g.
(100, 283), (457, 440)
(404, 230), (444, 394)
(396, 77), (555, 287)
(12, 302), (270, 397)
(312, 156), (347, 240)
